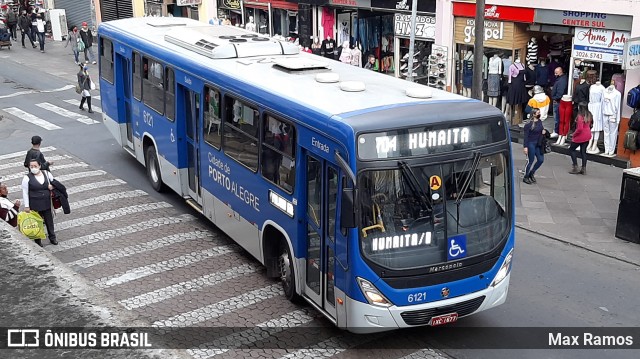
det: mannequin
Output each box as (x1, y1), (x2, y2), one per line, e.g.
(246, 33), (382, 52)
(587, 80), (605, 154)
(501, 55), (512, 113)
(527, 85), (550, 120)
(462, 51), (473, 97)
(557, 95), (573, 146)
(573, 77), (590, 106)
(350, 42), (362, 67)
(526, 37), (538, 65)
(487, 53), (502, 106)
(601, 80), (622, 156)
(311, 36), (322, 56)
(339, 40), (352, 64)
(321, 36), (336, 59)
(245, 16), (256, 32)
(525, 62), (536, 96)
(506, 58), (526, 124)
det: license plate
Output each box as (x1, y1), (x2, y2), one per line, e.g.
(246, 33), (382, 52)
(430, 313), (458, 326)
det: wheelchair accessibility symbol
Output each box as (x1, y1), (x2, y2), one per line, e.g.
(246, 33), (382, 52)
(447, 235), (467, 261)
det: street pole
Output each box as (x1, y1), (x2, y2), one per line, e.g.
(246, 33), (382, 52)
(471, 0), (485, 100)
(406, 0), (418, 82)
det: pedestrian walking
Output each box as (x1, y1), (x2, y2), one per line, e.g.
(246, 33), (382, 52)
(569, 102), (593, 175)
(65, 26), (82, 65)
(34, 13), (45, 52)
(6, 8), (18, 41)
(523, 108), (547, 185)
(22, 159), (58, 247)
(79, 22), (96, 64)
(77, 65), (94, 113)
(18, 9), (35, 48)
(0, 182), (20, 228)
(23, 135), (53, 172)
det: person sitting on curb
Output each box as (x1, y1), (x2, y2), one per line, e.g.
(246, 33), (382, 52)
(0, 182), (20, 228)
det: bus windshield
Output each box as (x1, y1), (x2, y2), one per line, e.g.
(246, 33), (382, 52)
(359, 153), (510, 271)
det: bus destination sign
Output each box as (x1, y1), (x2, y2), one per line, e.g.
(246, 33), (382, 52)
(357, 120), (505, 160)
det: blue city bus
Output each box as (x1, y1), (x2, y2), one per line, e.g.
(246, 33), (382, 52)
(98, 17), (514, 333)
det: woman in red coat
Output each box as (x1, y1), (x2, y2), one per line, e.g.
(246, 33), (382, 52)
(569, 102), (593, 175)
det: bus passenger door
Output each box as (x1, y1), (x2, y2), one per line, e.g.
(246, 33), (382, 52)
(115, 53), (133, 149)
(182, 86), (202, 204)
(304, 154), (338, 320)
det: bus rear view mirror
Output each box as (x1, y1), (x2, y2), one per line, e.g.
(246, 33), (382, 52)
(341, 188), (356, 229)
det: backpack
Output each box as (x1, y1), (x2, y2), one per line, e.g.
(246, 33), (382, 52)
(627, 85), (640, 109)
(623, 130), (638, 151)
(629, 111), (640, 131)
(77, 38), (85, 51)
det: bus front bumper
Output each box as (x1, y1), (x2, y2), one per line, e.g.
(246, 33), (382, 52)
(344, 273), (510, 333)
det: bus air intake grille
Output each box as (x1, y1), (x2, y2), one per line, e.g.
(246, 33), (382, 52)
(400, 296), (485, 326)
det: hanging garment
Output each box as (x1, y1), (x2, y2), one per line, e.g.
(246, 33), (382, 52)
(322, 8), (335, 40)
(487, 74), (501, 97)
(507, 63), (528, 105)
(588, 83), (605, 133)
(573, 81), (590, 105)
(502, 58), (512, 77)
(526, 40), (538, 64)
(462, 59), (473, 88)
(338, 21), (349, 46)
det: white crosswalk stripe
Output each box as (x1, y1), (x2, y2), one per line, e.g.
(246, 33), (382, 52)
(66, 179), (126, 195)
(94, 245), (237, 289)
(0, 154), (71, 172)
(36, 102), (100, 124)
(64, 99), (102, 114)
(69, 190), (147, 210)
(69, 230), (214, 269)
(49, 214), (196, 253)
(3, 107), (62, 130)
(187, 310), (316, 359)
(119, 263), (259, 310)
(55, 202), (173, 231)
(0, 162), (88, 181)
(7, 170), (109, 192)
(0, 146), (56, 161)
(93, 95), (101, 101)
(152, 284), (283, 327)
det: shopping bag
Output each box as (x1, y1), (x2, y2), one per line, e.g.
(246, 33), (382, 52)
(17, 211), (46, 240)
(90, 80), (96, 90)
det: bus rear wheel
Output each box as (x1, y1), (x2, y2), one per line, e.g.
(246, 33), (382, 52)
(279, 241), (300, 302)
(145, 146), (165, 192)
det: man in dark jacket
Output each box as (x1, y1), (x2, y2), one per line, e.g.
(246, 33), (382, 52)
(551, 67), (567, 138)
(18, 10), (35, 48)
(79, 22), (96, 64)
(23, 135), (53, 172)
(6, 9), (18, 40)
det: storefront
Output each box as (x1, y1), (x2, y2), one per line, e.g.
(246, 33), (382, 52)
(217, 0), (243, 25)
(131, 0), (209, 21)
(237, 1), (298, 37)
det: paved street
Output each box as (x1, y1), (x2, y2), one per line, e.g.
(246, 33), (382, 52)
(1, 37), (639, 359)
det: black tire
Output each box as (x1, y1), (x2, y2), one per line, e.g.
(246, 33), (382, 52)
(279, 241), (301, 303)
(145, 145), (165, 192)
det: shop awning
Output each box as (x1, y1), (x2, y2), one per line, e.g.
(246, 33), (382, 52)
(243, 2), (269, 11)
(245, 0), (298, 11)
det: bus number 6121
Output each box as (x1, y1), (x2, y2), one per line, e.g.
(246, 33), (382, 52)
(407, 292), (427, 303)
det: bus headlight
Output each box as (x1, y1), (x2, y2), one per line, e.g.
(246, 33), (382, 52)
(357, 277), (392, 307)
(491, 249), (513, 287)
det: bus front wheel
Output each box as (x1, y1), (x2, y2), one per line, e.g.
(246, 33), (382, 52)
(145, 146), (165, 192)
(279, 241), (300, 302)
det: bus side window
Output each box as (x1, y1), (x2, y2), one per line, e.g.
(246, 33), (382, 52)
(261, 114), (296, 193)
(223, 96), (259, 171)
(203, 86), (221, 148)
(165, 67), (175, 121)
(142, 56), (164, 115)
(99, 38), (114, 84)
(133, 52), (141, 101)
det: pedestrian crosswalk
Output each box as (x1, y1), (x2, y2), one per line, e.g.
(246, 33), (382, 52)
(2, 95), (102, 131)
(0, 147), (449, 359)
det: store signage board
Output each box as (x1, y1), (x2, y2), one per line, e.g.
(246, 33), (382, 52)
(452, 2), (534, 23)
(329, 0), (371, 7)
(534, 9), (632, 31)
(572, 27), (629, 64)
(454, 18), (515, 50)
(394, 13), (436, 40)
(177, 0), (202, 5)
(220, 0), (241, 10)
(623, 37), (640, 70)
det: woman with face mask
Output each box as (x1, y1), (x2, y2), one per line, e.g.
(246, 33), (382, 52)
(522, 108), (548, 185)
(21, 159), (58, 247)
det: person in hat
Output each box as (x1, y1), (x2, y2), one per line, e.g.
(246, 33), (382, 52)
(23, 135), (53, 172)
(0, 181), (20, 228)
(79, 21), (96, 64)
(77, 64), (94, 113)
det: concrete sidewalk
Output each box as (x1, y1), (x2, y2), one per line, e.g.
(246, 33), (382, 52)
(513, 141), (640, 266)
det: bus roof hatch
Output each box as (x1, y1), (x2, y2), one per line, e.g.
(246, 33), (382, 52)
(164, 26), (299, 59)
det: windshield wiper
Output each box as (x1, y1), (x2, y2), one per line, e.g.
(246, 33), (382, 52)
(399, 161), (432, 212)
(455, 151), (482, 205)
